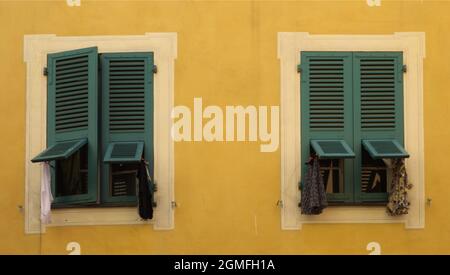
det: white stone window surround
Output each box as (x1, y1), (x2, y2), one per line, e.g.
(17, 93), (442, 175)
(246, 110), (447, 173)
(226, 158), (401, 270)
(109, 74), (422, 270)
(278, 32), (425, 229)
(24, 33), (177, 234)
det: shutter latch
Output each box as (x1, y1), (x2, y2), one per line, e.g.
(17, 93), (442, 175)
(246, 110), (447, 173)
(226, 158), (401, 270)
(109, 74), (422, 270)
(402, 64), (407, 73)
(43, 67), (48, 76)
(297, 64), (302, 73)
(152, 64), (158, 74)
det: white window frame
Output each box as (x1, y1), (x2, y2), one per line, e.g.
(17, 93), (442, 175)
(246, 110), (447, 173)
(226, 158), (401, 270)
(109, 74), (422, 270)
(278, 32), (425, 229)
(24, 33), (177, 234)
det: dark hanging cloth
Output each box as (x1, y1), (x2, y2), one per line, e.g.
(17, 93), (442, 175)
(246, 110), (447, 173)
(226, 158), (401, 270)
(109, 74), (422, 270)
(137, 160), (154, 220)
(301, 155), (328, 215)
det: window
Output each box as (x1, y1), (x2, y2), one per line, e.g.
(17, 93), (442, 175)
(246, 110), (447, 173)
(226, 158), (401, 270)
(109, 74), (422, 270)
(31, 47), (155, 207)
(300, 51), (408, 204)
(278, 32), (425, 229)
(24, 34), (176, 233)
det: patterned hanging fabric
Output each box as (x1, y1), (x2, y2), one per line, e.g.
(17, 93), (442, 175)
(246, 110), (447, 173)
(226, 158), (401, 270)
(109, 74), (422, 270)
(301, 155), (328, 215)
(387, 158), (413, 216)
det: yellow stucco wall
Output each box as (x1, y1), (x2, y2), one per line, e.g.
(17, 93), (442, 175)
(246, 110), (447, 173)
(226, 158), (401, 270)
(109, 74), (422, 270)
(0, 0), (448, 254)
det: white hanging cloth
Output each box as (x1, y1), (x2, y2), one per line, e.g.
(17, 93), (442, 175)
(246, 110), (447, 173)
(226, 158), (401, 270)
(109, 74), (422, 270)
(41, 162), (53, 224)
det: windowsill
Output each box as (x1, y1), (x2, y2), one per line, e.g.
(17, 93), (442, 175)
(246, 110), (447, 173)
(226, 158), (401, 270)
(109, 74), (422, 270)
(326, 202), (387, 207)
(51, 202), (138, 209)
(297, 206), (406, 226)
(48, 207), (154, 227)
(300, 201), (387, 207)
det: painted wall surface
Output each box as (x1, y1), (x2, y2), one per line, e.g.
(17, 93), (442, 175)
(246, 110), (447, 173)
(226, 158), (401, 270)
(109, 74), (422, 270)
(0, 0), (448, 254)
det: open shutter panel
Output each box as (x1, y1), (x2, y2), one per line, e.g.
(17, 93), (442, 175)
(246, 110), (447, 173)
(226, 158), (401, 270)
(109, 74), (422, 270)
(362, 140), (409, 159)
(356, 53), (404, 133)
(103, 142), (144, 163)
(310, 140), (355, 159)
(40, 47), (99, 205)
(31, 139), (87, 163)
(301, 52), (354, 203)
(101, 53), (154, 204)
(354, 52), (406, 202)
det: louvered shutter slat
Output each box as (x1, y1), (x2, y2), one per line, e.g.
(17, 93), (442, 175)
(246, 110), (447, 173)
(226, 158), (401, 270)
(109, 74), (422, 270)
(360, 58), (397, 129)
(307, 57), (346, 130)
(355, 53), (404, 135)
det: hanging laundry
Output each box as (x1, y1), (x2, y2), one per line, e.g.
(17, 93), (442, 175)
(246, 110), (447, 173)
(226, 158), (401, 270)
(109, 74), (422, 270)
(41, 162), (53, 224)
(301, 155), (328, 215)
(137, 159), (154, 220)
(387, 159), (413, 216)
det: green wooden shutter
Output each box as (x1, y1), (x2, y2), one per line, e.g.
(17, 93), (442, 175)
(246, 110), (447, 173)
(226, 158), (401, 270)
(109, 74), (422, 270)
(100, 53), (154, 204)
(311, 140), (355, 159)
(300, 52), (354, 203)
(362, 139), (409, 159)
(31, 139), (87, 162)
(103, 142), (144, 163)
(353, 52), (405, 202)
(46, 47), (99, 205)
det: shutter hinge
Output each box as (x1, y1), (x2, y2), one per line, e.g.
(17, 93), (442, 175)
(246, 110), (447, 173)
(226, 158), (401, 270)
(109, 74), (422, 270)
(152, 64), (158, 74)
(43, 67), (48, 76)
(276, 200), (284, 208)
(297, 64), (302, 73)
(402, 64), (407, 73)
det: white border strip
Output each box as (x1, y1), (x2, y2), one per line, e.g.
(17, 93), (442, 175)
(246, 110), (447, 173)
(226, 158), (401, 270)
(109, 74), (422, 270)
(24, 33), (177, 233)
(278, 32), (425, 230)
